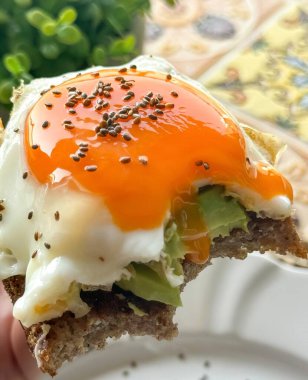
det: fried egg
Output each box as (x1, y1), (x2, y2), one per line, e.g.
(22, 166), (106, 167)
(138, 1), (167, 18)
(0, 56), (292, 327)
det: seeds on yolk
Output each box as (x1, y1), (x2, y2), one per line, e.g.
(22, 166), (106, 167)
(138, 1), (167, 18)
(25, 69), (293, 240)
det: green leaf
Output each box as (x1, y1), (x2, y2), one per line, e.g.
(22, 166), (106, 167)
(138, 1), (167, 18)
(58, 7), (78, 25)
(41, 21), (57, 36)
(40, 41), (61, 59)
(56, 24), (82, 45)
(14, 0), (32, 8)
(3, 54), (25, 76)
(0, 80), (14, 104)
(26, 8), (53, 29)
(15, 51), (31, 72)
(109, 35), (136, 56)
(117, 263), (182, 307)
(91, 45), (106, 65)
(198, 186), (248, 239)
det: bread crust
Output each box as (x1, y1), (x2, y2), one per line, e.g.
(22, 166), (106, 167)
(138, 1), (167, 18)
(2, 215), (307, 376)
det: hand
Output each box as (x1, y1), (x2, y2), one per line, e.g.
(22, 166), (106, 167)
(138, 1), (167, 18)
(0, 281), (40, 380)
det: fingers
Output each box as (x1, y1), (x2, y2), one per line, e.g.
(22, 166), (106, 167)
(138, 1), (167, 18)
(11, 320), (40, 380)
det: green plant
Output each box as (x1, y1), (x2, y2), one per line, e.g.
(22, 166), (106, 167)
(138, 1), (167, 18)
(0, 0), (151, 108)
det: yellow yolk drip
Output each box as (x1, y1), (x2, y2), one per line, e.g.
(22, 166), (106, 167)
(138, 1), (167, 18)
(25, 69), (293, 264)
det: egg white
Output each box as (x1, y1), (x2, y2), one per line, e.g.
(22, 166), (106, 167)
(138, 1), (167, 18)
(0, 55), (292, 327)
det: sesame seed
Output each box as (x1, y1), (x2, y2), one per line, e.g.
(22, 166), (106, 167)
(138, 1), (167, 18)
(109, 130), (117, 137)
(130, 361), (138, 368)
(103, 112), (109, 120)
(123, 132), (132, 141)
(54, 211), (60, 221)
(0, 214), (2, 221)
(34, 231), (42, 241)
(95, 105), (103, 111)
(22, 172), (28, 179)
(102, 101), (109, 108)
(203, 162), (210, 170)
(115, 126), (122, 133)
(14, 128), (19, 133)
(138, 155), (148, 165)
(31, 144), (39, 150)
(78, 151), (86, 158)
(119, 67), (127, 73)
(118, 114), (128, 119)
(127, 91), (135, 96)
(44, 242), (51, 249)
(133, 117), (141, 124)
(52, 90), (62, 95)
(121, 84), (130, 90)
(79, 147), (88, 152)
(99, 256), (105, 262)
(28, 211), (33, 220)
(156, 103), (165, 109)
(123, 95), (132, 101)
(165, 103), (174, 108)
(85, 165), (97, 172)
(79, 142), (89, 147)
(31, 250), (37, 259)
(70, 154), (80, 162)
(45, 103), (53, 108)
(42, 120), (49, 128)
(195, 160), (203, 166)
(149, 114), (157, 120)
(154, 109), (164, 115)
(115, 76), (124, 81)
(83, 99), (92, 107)
(130, 64), (137, 70)
(166, 74), (172, 80)
(64, 124), (75, 130)
(65, 101), (75, 107)
(67, 86), (76, 92)
(171, 91), (178, 97)
(40, 89), (48, 96)
(119, 156), (131, 164)
(103, 91), (111, 98)
(91, 72), (100, 77)
(146, 92), (153, 98)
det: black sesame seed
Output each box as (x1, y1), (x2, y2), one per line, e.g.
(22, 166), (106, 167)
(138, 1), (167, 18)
(123, 95), (132, 101)
(65, 101), (75, 107)
(156, 103), (165, 109)
(123, 132), (132, 141)
(130, 64), (137, 69)
(42, 121), (49, 129)
(78, 151), (86, 158)
(32, 144), (39, 150)
(149, 114), (157, 120)
(109, 130), (117, 137)
(54, 211), (60, 221)
(154, 109), (164, 115)
(146, 91), (153, 98)
(171, 91), (178, 97)
(119, 67), (127, 73)
(195, 160), (203, 166)
(14, 128), (19, 133)
(22, 172), (28, 179)
(165, 103), (175, 108)
(70, 154), (80, 162)
(115, 76), (124, 81)
(44, 242), (51, 249)
(28, 211), (33, 220)
(79, 147), (89, 152)
(166, 74), (172, 80)
(32, 250), (38, 259)
(119, 156), (131, 164)
(83, 99), (92, 107)
(85, 165), (98, 172)
(118, 114), (128, 119)
(52, 90), (62, 95)
(115, 126), (122, 133)
(102, 101), (109, 108)
(121, 84), (130, 90)
(45, 103), (53, 108)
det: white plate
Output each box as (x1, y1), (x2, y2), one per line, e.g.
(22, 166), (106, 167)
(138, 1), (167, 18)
(42, 255), (308, 379)
(51, 333), (308, 380)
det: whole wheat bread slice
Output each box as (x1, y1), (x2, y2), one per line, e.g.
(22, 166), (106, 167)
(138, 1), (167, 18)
(2, 214), (307, 376)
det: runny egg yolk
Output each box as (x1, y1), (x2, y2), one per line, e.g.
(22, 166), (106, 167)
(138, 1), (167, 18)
(25, 69), (292, 263)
